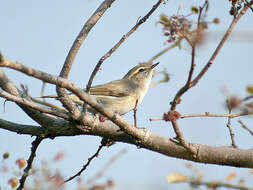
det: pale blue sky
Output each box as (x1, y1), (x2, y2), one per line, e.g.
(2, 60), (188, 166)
(0, 0), (253, 189)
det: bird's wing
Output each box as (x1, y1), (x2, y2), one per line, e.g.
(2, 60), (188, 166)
(89, 79), (133, 97)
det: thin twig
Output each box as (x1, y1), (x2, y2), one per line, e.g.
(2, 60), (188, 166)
(64, 139), (107, 184)
(40, 82), (46, 97)
(181, 112), (250, 118)
(238, 120), (253, 135)
(133, 100), (138, 127)
(86, 0), (164, 92)
(150, 111), (250, 121)
(149, 39), (182, 62)
(87, 148), (127, 184)
(226, 104), (237, 148)
(17, 137), (43, 190)
(245, 0), (253, 12)
(242, 95), (253, 102)
(31, 97), (67, 112)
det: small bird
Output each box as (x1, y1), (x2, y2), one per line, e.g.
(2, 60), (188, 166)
(42, 62), (159, 115)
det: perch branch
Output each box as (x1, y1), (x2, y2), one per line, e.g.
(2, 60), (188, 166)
(56, 0), (116, 115)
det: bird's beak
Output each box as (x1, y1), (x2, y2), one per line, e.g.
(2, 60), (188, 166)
(151, 62), (159, 69)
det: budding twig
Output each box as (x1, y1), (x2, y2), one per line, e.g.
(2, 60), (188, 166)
(226, 105), (237, 148)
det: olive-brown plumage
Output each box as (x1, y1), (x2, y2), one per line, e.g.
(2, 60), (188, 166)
(43, 62), (159, 115)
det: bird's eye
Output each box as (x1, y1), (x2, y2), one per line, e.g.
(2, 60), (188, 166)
(138, 68), (145, 72)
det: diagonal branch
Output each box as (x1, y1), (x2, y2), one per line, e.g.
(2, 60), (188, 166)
(56, 0), (116, 115)
(0, 58), (142, 140)
(86, 0), (164, 92)
(64, 139), (107, 184)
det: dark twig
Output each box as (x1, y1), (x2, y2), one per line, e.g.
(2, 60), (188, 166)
(17, 137), (43, 190)
(226, 103), (238, 148)
(242, 95), (253, 102)
(238, 120), (253, 136)
(64, 139), (107, 184)
(86, 0), (164, 92)
(87, 148), (127, 184)
(133, 100), (138, 127)
(245, 0), (253, 12)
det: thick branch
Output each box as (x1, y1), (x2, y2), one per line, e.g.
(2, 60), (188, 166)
(0, 118), (45, 136)
(0, 59), (144, 140)
(1, 116), (253, 169)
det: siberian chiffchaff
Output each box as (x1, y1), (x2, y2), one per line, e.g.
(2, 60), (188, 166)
(43, 62), (159, 115)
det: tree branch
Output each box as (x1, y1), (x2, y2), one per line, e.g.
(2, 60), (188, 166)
(168, 2), (208, 155)
(64, 139), (106, 184)
(86, 0), (164, 92)
(56, 0), (116, 116)
(1, 114), (253, 169)
(17, 137), (43, 190)
(0, 90), (70, 120)
(190, 1), (253, 88)
(0, 58), (145, 140)
(0, 68), (62, 127)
